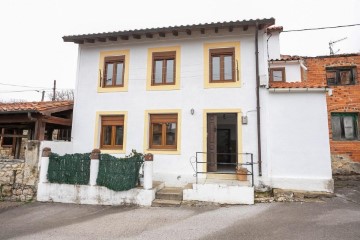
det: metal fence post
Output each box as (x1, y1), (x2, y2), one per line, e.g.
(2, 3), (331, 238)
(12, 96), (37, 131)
(89, 149), (100, 186)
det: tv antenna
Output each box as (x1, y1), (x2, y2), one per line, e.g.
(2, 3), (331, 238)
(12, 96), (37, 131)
(329, 37), (347, 55)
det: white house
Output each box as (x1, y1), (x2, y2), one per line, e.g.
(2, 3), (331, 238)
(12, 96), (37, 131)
(62, 19), (333, 203)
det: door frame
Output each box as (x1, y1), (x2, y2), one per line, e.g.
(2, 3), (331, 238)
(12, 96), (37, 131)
(203, 109), (243, 173)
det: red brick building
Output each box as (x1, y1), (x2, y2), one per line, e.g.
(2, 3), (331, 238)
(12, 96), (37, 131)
(303, 54), (360, 176)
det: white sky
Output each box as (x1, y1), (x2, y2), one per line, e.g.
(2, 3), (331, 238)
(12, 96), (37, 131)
(0, 0), (359, 101)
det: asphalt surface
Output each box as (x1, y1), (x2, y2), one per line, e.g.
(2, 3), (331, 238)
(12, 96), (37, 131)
(0, 180), (359, 240)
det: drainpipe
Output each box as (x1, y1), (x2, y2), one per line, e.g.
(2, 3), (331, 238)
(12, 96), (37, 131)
(255, 22), (262, 176)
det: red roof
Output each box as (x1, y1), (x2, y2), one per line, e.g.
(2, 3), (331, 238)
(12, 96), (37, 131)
(267, 25), (283, 33)
(0, 101), (73, 114)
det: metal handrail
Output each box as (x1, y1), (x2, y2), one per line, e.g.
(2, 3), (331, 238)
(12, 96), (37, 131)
(193, 152), (254, 186)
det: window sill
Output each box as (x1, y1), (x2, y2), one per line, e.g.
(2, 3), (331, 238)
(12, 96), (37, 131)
(145, 148), (180, 155)
(204, 81), (241, 89)
(97, 86), (128, 93)
(146, 85), (180, 91)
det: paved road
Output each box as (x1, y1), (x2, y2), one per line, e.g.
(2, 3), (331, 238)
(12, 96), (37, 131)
(0, 181), (359, 240)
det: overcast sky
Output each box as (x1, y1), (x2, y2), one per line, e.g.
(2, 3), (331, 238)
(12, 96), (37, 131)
(0, 0), (359, 102)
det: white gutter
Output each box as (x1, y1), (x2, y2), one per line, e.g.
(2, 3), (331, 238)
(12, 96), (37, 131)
(268, 87), (328, 93)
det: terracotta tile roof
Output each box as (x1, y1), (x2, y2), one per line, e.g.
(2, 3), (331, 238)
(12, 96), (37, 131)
(270, 55), (302, 61)
(63, 18), (275, 44)
(269, 82), (327, 89)
(0, 101), (73, 114)
(267, 25), (283, 33)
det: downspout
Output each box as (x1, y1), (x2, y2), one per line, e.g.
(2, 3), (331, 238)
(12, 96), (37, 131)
(255, 22), (262, 176)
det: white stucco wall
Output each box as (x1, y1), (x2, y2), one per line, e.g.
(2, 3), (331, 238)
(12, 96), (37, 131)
(270, 62), (302, 82)
(264, 92), (333, 192)
(266, 31), (280, 60)
(40, 141), (73, 156)
(70, 28), (332, 192)
(72, 30), (262, 187)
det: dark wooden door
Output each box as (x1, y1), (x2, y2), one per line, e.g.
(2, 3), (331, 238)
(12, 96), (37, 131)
(207, 114), (217, 172)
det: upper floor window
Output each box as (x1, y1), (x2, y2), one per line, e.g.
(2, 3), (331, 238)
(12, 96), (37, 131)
(151, 51), (176, 86)
(103, 56), (125, 87)
(209, 48), (235, 82)
(270, 67), (286, 82)
(100, 115), (124, 149)
(331, 113), (359, 141)
(149, 114), (177, 150)
(326, 67), (356, 86)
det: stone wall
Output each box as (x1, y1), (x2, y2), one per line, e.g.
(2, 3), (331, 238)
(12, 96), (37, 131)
(0, 140), (40, 201)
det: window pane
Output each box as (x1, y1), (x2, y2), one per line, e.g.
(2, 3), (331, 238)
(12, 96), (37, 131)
(105, 63), (114, 86)
(272, 70), (283, 81)
(166, 123), (176, 145)
(115, 126), (123, 145)
(224, 56), (233, 80)
(343, 116), (355, 139)
(152, 123), (162, 145)
(326, 71), (336, 85)
(212, 56), (220, 80)
(340, 70), (351, 85)
(331, 116), (341, 140)
(166, 59), (174, 83)
(115, 63), (124, 86)
(154, 60), (163, 84)
(103, 126), (112, 145)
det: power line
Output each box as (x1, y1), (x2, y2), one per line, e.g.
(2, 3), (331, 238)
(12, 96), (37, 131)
(283, 23), (360, 32)
(0, 82), (45, 89)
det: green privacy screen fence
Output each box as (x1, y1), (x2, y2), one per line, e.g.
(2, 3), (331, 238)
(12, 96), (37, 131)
(48, 153), (91, 185)
(97, 152), (144, 191)
(47, 151), (144, 191)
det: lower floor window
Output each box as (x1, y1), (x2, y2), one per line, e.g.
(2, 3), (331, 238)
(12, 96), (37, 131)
(150, 114), (177, 149)
(100, 115), (124, 149)
(331, 113), (359, 140)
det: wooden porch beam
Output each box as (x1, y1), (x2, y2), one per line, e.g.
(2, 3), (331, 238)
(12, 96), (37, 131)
(42, 116), (72, 126)
(0, 134), (28, 138)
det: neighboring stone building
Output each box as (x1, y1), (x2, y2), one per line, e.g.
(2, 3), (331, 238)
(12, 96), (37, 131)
(303, 54), (360, 178)
(0, 101), (74, 201)
(0, 101), (73, 159)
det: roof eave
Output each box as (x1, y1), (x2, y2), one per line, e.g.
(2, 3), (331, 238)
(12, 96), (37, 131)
(63, 18), (275, 44)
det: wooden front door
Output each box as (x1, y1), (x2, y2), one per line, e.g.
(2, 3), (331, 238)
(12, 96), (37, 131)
(207, 114), (217, 172)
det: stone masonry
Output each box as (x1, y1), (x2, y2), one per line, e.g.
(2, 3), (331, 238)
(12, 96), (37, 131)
(0, 141), (40, 201)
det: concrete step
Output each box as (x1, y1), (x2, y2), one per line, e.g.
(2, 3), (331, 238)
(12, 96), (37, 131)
(152, 199), (182, 207)
(156, 187), (183, 201)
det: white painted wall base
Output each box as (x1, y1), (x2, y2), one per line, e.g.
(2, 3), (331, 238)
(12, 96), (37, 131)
(269, 177), (334, 193)
(37, 183), (159, 206)
(183, 183), (254, 205)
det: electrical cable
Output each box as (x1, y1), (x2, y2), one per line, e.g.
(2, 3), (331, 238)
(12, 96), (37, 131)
(283, 23), (360, 32)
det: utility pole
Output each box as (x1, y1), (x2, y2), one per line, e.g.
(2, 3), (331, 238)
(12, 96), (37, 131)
(41, 91), (45, 101)
(52, 80), (56, 101)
